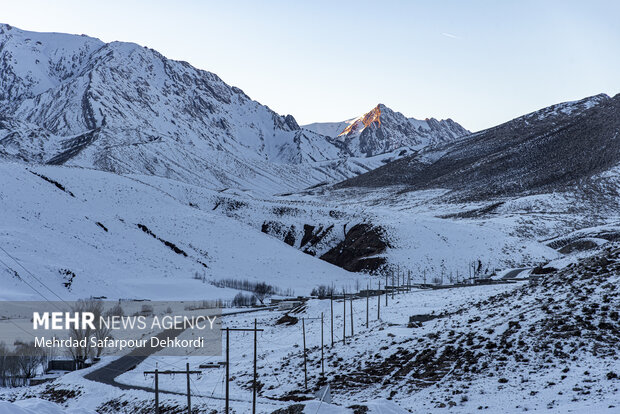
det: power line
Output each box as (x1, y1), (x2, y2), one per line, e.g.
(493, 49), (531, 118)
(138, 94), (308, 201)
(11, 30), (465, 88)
(0, 256), (67, 315)
(0, 256), (54, 303)
(0, 245), (69, 305)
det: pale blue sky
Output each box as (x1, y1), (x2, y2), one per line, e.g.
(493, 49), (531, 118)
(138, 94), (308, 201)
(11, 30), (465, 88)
(2, 0), (619, 131)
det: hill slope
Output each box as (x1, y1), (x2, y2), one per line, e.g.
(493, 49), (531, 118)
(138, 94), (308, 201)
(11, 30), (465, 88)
(0, 24), (420, 195)
(337, 94), (619, 200)
(0, 162), (361, 301)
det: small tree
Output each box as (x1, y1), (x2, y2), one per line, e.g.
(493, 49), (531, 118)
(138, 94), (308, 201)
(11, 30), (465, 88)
(67, 300), (96, 365)
(13, 341), (47, 381)
(232, 293), (256, 307)
(0, 342), (9, 387)
(93, 302), (125, 358)
(310, 285), (334, 298)
(253, 282), (272, 305)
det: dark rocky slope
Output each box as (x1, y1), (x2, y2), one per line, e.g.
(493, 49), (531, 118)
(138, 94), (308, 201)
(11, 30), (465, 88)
(337, 94), (620, 200)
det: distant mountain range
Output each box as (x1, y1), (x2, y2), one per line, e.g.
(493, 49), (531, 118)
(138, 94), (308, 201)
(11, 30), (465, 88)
(0, 23), (468, 195)
(337, 93), (620, 201)
(1, 23), (618, 303)
(303, 104), (468, 157)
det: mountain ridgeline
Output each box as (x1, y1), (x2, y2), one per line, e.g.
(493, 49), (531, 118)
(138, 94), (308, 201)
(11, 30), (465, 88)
(337, 94), (620, 199)
(0, 23), (467, 195)
(303, 103), (469, 157)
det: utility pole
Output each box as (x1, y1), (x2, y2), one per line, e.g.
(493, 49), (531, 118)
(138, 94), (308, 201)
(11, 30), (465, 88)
(302, 316), (323, 385)
(154, 368), (159, 414)
(377, 280), (381, 320)
(366, 283), (369, 328)
(321, 312), (324, 375)
(343, 289), (346, 345)
(302, 317), (307, 390)
(330, 292), (334, 347)
(221, 325), (264, 414)
(253, 319), (258, 414)
(350, 292), (354, 337)
(396, 271), (398, 295)
(144, 366), (201, 414)
(225, 327), (229, 413)
(186, 363), (192, 414)
(385, 274), (388, 306)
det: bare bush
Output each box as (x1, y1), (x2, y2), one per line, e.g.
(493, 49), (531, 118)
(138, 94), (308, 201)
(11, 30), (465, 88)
(232, 293), (257, 307)
(310, 285), (335, 298)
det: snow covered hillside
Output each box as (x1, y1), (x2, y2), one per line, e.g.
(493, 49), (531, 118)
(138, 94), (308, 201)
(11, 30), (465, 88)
(0, 24), (469, 196)
(0, 161), (562, 303)
(3, 246), (617, 413)
(0, 24), (344, 194)
(1, 24), (617, 297)
(337, 94), (620, 200)
(303, 104), (469, 157)
(0, 398), (95, 414)
(0, 162), (364, 301)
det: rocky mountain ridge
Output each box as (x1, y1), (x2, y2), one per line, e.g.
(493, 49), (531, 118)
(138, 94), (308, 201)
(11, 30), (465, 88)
(303, 103), (469, 157)
(0, 24), (467, 195)
(337, 94), (620, 201)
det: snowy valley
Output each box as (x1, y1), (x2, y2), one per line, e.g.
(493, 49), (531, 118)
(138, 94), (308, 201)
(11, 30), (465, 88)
(0, 22), (619, 414)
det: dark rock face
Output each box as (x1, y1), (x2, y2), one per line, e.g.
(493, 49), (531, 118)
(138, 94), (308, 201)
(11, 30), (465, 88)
(300, 224), (315, 248)
(271, 405), (305, 414)
(283, 227), (296, 246)
(275, 314), (299, 326)
(337, 94), (620, 200)
(300, 224), (334, 255)
(46, 128), (100, 165)
(261, 221), (297, 247)
(320, 223), (389, 272)
(284, 114), (300, 131)
(261, 221), (389, 273)
(261, 221), (296, 246)
(558, 240), (599, 254)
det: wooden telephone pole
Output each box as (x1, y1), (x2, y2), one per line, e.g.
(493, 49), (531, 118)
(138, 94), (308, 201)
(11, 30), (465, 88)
(377, 280), (381, 320)
(144, 363), (201, 414)
(302, 315), (324, 388)
(343, 289), (346, 345)
(321, 312), (325, 375)
(350, 292), (354, 337)
(385, 274), (388, 306)
(366, 283), (369, 328)
(302, 317), (307, 390)
(221, 323), (264, 414)
(330, 292), (334, 347)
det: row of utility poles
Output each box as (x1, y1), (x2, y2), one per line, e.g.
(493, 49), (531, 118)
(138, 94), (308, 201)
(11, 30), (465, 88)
(145, 319), (263, 414)
(144, 363), (201, 414)
(144, 268), (416, 413)
(301, 270), (414, 391)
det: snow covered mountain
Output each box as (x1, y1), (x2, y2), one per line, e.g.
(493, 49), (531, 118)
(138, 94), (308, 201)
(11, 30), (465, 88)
(0, 162), (365, 301)
(337, 94), (619, 199)
(0, 24), (417, 195)
(303, 104), (469, 157)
